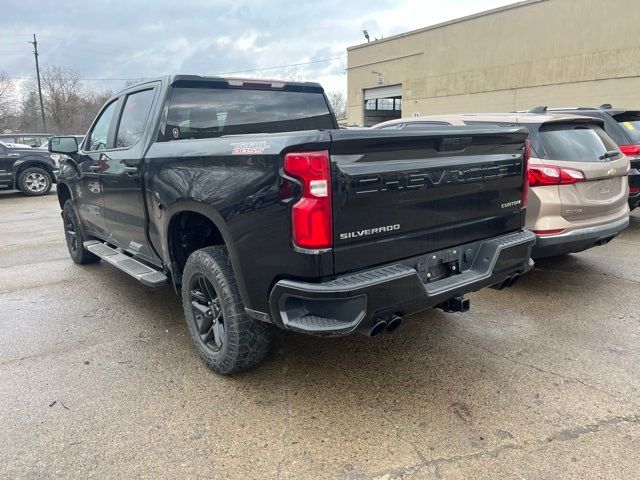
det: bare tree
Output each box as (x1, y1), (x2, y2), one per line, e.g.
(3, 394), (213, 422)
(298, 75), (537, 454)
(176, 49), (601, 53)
(39, 65), (84, 133)
(277, 68), (302, 82)
(77, 89), (113, 133)
(18, 90), (43, 132)
(0, 71), (16, 129)
(326, 91), (347, 119)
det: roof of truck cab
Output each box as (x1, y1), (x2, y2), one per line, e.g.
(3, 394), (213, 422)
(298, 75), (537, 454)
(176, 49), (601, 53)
(115, 75), (324, 95)
(373, 112), (604, 128)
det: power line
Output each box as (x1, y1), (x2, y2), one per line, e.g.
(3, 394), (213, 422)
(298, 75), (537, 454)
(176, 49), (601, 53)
(210, 56), (345, 75)
(2, 55), (346, 81)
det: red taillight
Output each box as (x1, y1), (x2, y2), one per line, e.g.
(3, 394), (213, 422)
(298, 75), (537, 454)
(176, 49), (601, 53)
(528, 164), (586, 187)
(619, 144), (640, 158)
(283, 150), (332, 250)
(522, 139), (530, 207)
(630, 186), (640, 194)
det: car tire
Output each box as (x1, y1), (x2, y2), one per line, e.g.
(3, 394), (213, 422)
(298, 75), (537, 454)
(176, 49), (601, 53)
(182, 246), (273, 374)
(18, 167), (52, 196)
(62, 200), (100, 265)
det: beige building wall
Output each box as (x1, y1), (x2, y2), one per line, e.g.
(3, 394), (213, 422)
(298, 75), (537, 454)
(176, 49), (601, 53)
(347, 0), (640, 125)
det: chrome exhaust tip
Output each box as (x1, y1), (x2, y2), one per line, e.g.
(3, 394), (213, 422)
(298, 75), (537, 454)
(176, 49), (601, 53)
(385, 315), (402, 333)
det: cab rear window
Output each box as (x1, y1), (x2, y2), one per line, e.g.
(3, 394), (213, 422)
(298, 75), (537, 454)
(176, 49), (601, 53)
(161, 85), (335, 141)
(538, 123), (619, 162)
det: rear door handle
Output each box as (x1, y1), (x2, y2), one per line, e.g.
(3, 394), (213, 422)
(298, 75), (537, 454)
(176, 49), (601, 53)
(124, 166), (138, 175)
(89, 165), (101, 173)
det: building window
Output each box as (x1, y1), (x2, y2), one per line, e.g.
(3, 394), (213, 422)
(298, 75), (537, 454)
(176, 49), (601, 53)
(364, 97), (402, 111)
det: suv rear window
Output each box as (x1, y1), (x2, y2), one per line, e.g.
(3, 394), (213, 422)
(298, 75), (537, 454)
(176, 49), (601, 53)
(162, 86), (334, 141)
(538, 123), (619, 162)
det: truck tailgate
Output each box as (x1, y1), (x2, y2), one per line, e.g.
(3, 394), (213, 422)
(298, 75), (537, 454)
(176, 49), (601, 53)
(329, 128), (528, 274)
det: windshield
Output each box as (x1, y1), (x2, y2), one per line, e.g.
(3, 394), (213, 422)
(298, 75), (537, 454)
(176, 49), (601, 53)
(162, 85), (334, 141)
(538, 123), (619, 161)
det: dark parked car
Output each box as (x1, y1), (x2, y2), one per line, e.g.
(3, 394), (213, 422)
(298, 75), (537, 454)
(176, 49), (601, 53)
(519, 106), (640, 210)
(50, 75), (535, 374)
(0, 140), (58, 196)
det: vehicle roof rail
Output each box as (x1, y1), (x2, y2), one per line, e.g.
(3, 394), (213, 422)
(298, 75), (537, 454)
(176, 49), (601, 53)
(599, 103), (612, 110)
(528, 106), (547, 114)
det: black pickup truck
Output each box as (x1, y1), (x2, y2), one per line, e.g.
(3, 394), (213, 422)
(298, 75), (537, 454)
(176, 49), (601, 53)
(49, 75), (535, 374)
(0, 141), (58, 196)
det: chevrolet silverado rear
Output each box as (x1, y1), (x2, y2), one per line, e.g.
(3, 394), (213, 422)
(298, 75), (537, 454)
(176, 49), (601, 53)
(272, 128), (535, 336)
(51, 75), (535, 374)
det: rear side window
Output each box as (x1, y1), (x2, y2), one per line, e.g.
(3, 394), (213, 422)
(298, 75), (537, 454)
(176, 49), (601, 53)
(162, 86), (334, 141)
(115, 89), (155, 148)
(612, 113), (640, 143)
(538, 123), (619, 162)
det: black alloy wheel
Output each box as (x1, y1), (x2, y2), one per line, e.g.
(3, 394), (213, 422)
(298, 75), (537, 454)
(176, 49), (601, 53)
(61, 200), (100, 264)
(188, 274), (226, 352)
(63, 208), (79, 254)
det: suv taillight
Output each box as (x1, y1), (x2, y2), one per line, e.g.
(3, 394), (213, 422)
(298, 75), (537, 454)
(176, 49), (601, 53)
(283, 150), (332, 250)
(528, 164), (586, 187)
(619, 144), (640, 158)
(522, 139), (530, 207)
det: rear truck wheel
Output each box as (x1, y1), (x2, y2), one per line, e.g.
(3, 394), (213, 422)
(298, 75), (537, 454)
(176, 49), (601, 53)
(18, 167), (52, 196)
(62, 200), (100, 265)
(182, 246), (273, 374)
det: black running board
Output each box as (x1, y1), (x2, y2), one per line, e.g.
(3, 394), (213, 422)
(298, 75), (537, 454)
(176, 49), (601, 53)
(84, 240), (168, 287)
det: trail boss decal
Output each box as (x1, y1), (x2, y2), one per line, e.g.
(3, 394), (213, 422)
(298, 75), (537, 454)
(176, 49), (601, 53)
(339, 224), (400, 240)
(231, 141), (271, 155)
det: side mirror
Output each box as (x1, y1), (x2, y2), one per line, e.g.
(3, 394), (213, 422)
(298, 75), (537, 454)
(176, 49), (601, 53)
(49, 136), (78, 155)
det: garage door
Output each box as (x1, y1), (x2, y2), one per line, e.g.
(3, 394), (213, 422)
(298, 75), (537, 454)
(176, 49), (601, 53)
(364, 84), (402, 100)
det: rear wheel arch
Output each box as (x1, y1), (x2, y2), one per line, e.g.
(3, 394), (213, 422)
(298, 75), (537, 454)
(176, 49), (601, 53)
(165, 206), (247, 301)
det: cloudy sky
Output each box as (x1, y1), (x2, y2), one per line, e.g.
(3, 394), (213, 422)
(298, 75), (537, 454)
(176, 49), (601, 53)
(0, 0), (517, 95)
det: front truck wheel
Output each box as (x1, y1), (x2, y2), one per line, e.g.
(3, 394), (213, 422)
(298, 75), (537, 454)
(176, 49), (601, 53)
(181, 246), (273, 374)
(62, 200), (100, 265)
(18, 167), (52, 196)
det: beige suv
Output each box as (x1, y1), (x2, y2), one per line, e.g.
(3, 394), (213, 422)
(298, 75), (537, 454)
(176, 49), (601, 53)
(373, 113), (630, 258)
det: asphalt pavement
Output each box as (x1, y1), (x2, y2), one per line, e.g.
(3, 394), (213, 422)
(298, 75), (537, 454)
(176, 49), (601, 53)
(1, 187), (639, 479)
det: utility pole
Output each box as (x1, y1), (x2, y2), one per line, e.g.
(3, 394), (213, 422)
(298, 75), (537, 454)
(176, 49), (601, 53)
(28, 34), (46, 132)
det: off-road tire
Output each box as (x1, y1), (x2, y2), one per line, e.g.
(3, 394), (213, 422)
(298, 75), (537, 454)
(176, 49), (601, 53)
(62, 200), (100, 265)
(18, 167), (52, 196)
(182, 246), (273, 374)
